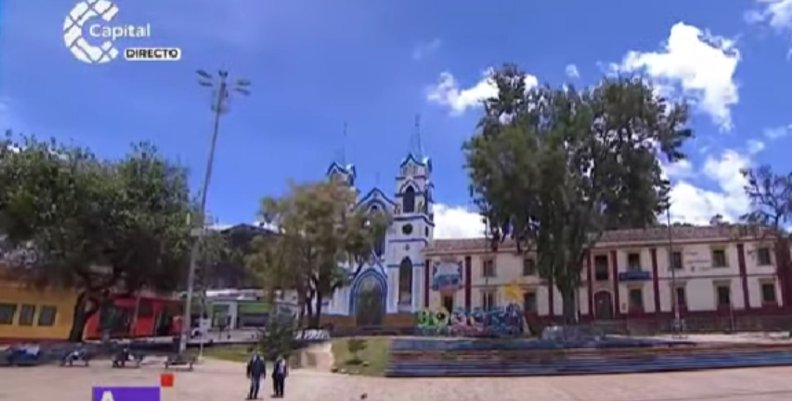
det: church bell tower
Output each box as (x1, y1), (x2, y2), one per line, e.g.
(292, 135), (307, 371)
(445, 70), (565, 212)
(386, 116), (434, 313)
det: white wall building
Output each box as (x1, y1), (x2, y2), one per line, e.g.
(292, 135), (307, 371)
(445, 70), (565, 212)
(422, 226), (792, 329)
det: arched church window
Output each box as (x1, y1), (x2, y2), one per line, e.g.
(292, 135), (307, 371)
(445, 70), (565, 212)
(403, 186), (416, 213)
(398, 257), (413, 307)
(370, 205), (385, 257)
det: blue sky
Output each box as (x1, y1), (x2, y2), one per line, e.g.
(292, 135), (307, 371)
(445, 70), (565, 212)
(2, 0), (792, 238)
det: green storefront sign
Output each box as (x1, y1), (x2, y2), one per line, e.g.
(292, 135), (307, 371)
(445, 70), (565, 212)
(238, 301), (269, 327)
(238, 302), (269, 314)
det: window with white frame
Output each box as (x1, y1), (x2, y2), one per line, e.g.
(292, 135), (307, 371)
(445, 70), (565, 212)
(712, 249), (727, 268)
(674, 286), (687, 310)
(594, 255), (609, 281)
(523, 257), (536, 276)
(716, 284), (731, 307)
(482, 290), (497, 311)
(628, 288), (644, 313)
(482, 258), (496, 278)
(627, 253), (641, 272)
(670, 251), (683, 270)
(523, 292), (537, 313)
(761, 282), (777, 305)
(757, 247), (772, 266)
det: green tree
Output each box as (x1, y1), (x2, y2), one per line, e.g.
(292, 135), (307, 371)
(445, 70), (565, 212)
(0, 134), (193, 340)
(248, 180), (388, 328)
(464, 65), (692, 322)
(196, 229), (242, 288)
(740, 165), (792, 304)
(258, 311), (297, 361)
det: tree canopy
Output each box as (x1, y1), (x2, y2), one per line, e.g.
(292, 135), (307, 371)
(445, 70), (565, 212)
(0, 133), (194, 340)
(740, 165), (792, 305)
(464, 65), (693, 320)
(247, 180), (389, 328)
(741, 165), (792, 233)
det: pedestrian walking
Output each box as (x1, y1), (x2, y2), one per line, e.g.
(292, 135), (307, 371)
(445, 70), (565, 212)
(272, 354), (288, 398)
(246, 351), (266, 400)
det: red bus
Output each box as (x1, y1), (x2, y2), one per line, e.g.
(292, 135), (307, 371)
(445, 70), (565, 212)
(83, 294), (182, 340)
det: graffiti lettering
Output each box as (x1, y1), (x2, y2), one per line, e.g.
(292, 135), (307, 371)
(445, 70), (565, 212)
(416, 303), (527, 337)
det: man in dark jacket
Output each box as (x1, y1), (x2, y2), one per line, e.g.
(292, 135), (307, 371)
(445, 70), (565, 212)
(246, 351), (266, 399)
(272, 354), (288, 398)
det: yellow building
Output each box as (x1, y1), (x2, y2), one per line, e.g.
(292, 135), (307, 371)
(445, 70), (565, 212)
(0, 277), (79, 343)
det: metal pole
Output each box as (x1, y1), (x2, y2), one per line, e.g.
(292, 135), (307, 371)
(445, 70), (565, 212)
(179, 74), (228, 354)
(666, 207), (681, 330)
(131, 291), (141, 337)
(198, 288), (206, 359)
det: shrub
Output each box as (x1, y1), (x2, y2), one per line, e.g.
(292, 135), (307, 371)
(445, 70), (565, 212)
(347, 337), (367, 364)
(258, 312), (297, 361)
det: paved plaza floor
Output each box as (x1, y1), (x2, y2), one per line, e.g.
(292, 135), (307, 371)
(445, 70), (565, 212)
(3, 359), (792, 401)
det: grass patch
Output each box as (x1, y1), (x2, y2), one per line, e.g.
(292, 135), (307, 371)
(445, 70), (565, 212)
(331, 337), (391, 376)
(198, 344), (256, 363)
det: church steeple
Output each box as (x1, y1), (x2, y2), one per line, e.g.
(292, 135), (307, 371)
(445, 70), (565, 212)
(395, 116), (433, 221)
(326, 121), (356, 187)
(389, 117), (435, 313)
(401, 114), (432, 174)
(408, 115), (424, 160)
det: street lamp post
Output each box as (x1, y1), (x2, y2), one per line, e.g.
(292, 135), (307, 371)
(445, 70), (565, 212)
(178, 69), (250, 355)
(666, 206), (682, 333)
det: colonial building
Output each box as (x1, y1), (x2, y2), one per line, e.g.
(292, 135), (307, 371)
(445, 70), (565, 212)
(422, 226), (792, 331)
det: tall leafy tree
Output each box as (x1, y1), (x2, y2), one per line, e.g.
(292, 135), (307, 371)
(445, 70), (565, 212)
(248, 180), (388, 328)
(0, 134), (193, 340)
(196, 229), (244, 290)
(464, 65), (693, 321)
(741, 165), (792, 304)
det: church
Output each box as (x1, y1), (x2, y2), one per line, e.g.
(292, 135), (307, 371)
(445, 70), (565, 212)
(321, 138), (435, 327)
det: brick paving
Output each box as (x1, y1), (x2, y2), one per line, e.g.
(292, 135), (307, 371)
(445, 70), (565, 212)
(2, 359), (792, 401)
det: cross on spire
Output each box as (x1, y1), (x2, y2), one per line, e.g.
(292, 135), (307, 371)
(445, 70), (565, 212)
(409, 114), (424, 158)
(334, 121), (349, 165)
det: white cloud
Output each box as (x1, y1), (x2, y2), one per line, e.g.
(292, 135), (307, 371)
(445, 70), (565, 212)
(565, 64), (580, 79)
(616, 22), (740, 131)
(432, 203), (485, 239)
(412, 38), (442, 61)
(426, 69), (539, 116)
(746, 139), (766, 154)
(746, 0), (792, 34)
(764, 124), (792, 139)
(209, 223), (233, 231)
(667, 150), (752, 225)
(661, 158), (695, 180)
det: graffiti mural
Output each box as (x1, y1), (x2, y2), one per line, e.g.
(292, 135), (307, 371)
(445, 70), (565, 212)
(431, 261), (463, 293)
(416, 303), (527, 337)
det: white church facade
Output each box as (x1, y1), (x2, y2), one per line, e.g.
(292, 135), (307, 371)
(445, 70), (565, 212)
(322, 150), (434, 325)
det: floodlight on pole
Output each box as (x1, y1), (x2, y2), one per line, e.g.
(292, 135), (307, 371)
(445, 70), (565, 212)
(178, 69), (250, 355)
